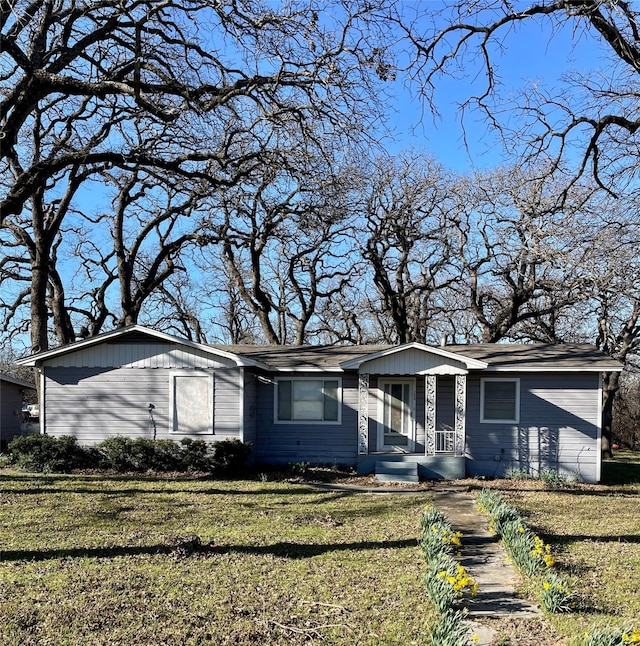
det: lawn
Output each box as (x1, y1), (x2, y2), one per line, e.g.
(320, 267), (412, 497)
(0, 473), (433, 645)
(1, 456), (639, 646)
(481, 452), (640, 645)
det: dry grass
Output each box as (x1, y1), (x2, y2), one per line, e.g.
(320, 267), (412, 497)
(1, 453), (639, 646)
(468, 452), (640, 645)
(0, 473), (433, 645)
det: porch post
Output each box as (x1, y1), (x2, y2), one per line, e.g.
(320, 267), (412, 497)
(358, 372), (369, 454)
(454, 374), (466, 457)
(425, 375), (436, 456)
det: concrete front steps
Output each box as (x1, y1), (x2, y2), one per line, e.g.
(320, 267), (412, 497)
(374, 460), (419, 484)
(357, 454), (466, 480)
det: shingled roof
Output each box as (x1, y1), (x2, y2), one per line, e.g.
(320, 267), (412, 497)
(211, 344), (391, 370)
(17, 325), (623, 373)
(215, 342), (622, 372)
(448, 343), (622, 372)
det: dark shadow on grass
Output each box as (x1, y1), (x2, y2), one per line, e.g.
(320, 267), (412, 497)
(521, 518), (640, 547)
(0, 474), (430, 504)
(0, 471), (328, 497)
(0, 538), (418, 563)
(554, 533), (640, 545)
(214, 538), (419, 559)
(601, 460), (640, 486)
(569, 592), (621, 617)
(463, 482), (640, 498)
(0, 486), (322, 497)
(0, 544), (176, 561)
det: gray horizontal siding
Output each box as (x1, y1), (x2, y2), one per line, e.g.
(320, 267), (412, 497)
(253, 372), (359, 465)
(44, 366), (241, 445)
(465, 372), (600, 482)
(362, 349), (467, 375)
(242, 369), (257, 446)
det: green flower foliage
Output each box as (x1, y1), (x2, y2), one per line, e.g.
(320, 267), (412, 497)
(420, 505), (463, 562)
(427, 609), (473, 646)
(420, 505), (478, 621)
(540, 571), (573, 613)
(583, 626), (640, 646)
(477, 489), (555, 576)
(477, 488), (570, 614)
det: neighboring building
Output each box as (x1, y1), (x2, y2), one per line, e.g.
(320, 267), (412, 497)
(17, 325), (623, 483)
(0, 372), (37, 450)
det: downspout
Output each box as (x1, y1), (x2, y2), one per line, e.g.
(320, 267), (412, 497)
(596, 372), (603, 483)
(238, 367), (244, 443)
(39, 367), (45, 435)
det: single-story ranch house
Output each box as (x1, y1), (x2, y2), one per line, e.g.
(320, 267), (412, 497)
(17, 325), (622, 483)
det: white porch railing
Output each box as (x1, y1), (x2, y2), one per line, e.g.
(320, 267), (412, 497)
(435, 426), (456, 454)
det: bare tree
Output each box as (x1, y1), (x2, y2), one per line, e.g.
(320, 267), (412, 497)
(146, 274), (209, 344)
(584, 203), (640, 454)
(1, 0), (396, 352)
(614, 373), (640, 450)
(390, 2), (640, 453)
(55, 166), (209, 337)
(198, 157), (360, 345)
(0, 150), (107, 350)
(459, 180), (640, 454)
(454, 165), (596, 343)
(360, 153), (462, 344)
(398, 1), (640, 192)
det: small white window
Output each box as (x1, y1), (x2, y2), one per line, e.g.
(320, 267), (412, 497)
(480, 378), (520, 424)
(275, 378), (341, 424)
(171, 372), (214, 434)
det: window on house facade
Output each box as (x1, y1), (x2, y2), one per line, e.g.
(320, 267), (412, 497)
(276, 378), (341, 423)
(171, 372), (214, 434)
(480, 378), (520, 423)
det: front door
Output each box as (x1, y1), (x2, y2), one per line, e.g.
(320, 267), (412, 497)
(379, 379), (415, 451)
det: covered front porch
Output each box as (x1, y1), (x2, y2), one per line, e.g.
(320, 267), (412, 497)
(339, 344), (488, 480)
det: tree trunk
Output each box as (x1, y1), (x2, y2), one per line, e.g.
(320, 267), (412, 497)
(601, 371), (620, 458)
(30, 256), (50, 354)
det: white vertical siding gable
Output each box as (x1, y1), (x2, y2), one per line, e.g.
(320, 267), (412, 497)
(44, 342), (237, 370)
(362, 348), (468, 375)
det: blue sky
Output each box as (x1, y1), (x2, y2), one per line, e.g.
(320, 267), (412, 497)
(2, 3), (613, 354)
(383, 8), (606, 172)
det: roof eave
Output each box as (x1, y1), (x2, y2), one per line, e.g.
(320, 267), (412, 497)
(15, 325), (269, 370)
(486, 365), (624, 373)
(0, 372), (37, 388)
(266, 367), (345, 373)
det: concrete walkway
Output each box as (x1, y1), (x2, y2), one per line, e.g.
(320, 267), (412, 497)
(431, 487), (541, 618)
(309, 482), (542, 644)
(431, 487), (542, 644)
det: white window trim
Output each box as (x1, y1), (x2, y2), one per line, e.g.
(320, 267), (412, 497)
(274, 377), (342, 425)
(169, 371), (215, 434)
(480, 377), (520, 424)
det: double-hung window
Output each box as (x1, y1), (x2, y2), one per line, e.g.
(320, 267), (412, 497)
(276, 378), (341, 423)
(480, 378), (520, 424)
